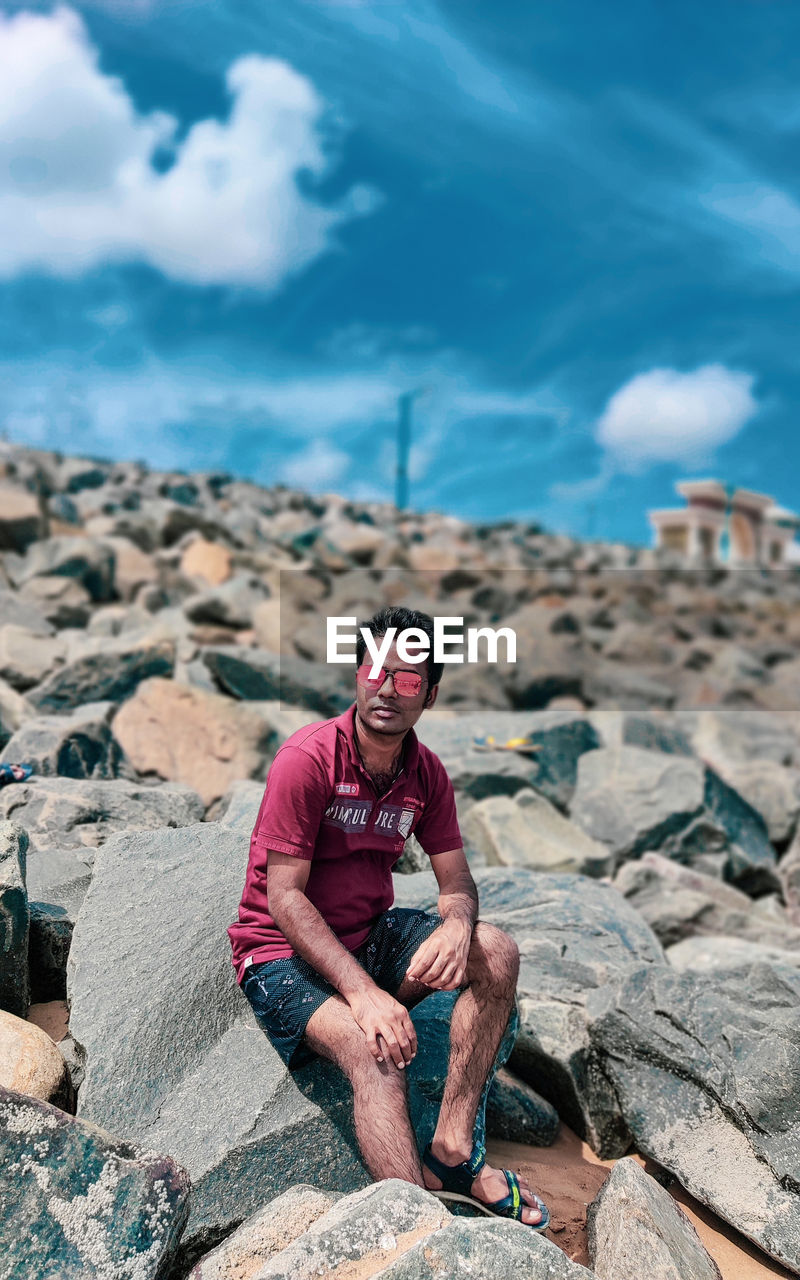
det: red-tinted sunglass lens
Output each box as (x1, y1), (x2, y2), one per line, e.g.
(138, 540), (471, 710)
(393, 673), (422, 696)
(356, 664), (385, 687)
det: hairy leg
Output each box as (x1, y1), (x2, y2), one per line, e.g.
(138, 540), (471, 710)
(304, 994), (424, 1184)
(399, 922), (546, 1227)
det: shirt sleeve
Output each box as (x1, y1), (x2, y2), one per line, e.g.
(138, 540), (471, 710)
(250, 745), (330, 860)
(413, 753), (463, 856)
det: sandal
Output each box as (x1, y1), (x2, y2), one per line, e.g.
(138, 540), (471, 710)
(472, 734), (541, 755)
(0, 763), (33, 788)
(422, 1139), (550, 1232)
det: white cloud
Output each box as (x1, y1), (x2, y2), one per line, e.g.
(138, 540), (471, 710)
(595, 364), (758, 469)
(0, 6), (378, 287)
(280, 440), (350, 489)
(700, 183), (800, 270)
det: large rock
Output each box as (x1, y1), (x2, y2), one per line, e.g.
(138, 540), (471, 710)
(184, 572), (271, 628)
(29, 900), (73, 1002)
(588, 964), (800, 1272)
(462, 790), (612, 876)
(228, 1180), (449, 1280)
(711, 759), (800, 847)
(667, 935), (800, 980)
(416, 709), (600, 809)
(614, 852), (800, 950)
(17, 574), (92, 628)
(0, 676), (33, 749)
(571, 746), (778, 888)
(0, 1085), (189, 1279)
(369, 1214), (596, 1279)
(27, 633), (175, 712)
(0, 702), (132, 781)
(179, 538), (232, 586)
(0, 588), (54, 635)
(394, 867), (665, 1155)
(0, 822), (29, 1018)
(202, 646), (352, 716)
(587, 1156), (722, 1280)
(112, 678), (278, 807)
(0, 1009), (72, 1109)
(0, 776), (204, 865)
(0, 484), (42, 551)
(684, 707), (799, 772)
(188, 1185), (339, 1279)
(0, 624), (65, 691)
(10, 534), (116, 602)
(68, 823), (372, 1265)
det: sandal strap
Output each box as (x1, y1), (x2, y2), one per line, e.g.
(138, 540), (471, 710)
(489, 1170), (550, 1228)
(422, 1139), (486, 1197)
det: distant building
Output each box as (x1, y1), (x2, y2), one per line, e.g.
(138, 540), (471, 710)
(648, 480), (800, 566)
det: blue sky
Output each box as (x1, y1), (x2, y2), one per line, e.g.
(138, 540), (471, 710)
(1, 0), (799, 543)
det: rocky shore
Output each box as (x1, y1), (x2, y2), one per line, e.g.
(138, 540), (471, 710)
(2, 440), (800, 1278)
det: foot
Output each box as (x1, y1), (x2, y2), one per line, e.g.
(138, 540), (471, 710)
(423, 1144), (546, 1227)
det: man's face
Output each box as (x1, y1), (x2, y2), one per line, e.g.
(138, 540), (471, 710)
(355, 637), (437, 737)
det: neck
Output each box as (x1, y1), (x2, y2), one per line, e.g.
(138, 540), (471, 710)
(354, 713), (407, 770)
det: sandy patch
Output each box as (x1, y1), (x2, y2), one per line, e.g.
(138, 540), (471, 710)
(487, 1129), (795, 1279)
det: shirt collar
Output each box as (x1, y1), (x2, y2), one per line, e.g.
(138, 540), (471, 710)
(335, 702), (420, 775)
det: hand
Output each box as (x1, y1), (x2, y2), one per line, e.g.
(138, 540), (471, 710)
(406, 919), (472, 991)
(347, 984), (418, 1070)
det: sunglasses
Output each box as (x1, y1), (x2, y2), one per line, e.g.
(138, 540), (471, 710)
(356, 665), (426, 696)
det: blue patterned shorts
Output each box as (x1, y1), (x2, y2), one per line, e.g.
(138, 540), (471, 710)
(241, 907), (445, 1068)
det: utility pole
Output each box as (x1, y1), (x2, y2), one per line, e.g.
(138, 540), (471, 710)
(395, 392), (413, 510)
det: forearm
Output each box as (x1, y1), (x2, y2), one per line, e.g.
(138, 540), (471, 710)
(270, 887), (375, 1000)
(437, 869), (479, 934)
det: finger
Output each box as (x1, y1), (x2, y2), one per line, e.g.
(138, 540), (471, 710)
(408, 947), (446, 983)
(418, 952), (452, 985)
(406, 942), (434, 980)
(392, 1018), (413, 1064)
(367, 1029), (384, 1063)
(380, 1027), (406, 1070)
(402, 1014), (418, 1057)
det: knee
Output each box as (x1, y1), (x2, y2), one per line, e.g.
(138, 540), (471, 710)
(468, 923), (519, 991)
(339, 1038), (409, 1092)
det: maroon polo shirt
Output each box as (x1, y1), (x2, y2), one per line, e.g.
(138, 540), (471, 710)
(228, 703), (462, 981)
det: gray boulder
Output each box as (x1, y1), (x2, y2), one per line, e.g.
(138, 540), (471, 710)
(10, 534), (116, 602)
(587, 1156), (722, 1280)
(417, 709), (600, 810)
(183, 572), (271, 628)
(28, 634), (175, 712)
(0, 624), (66, 691)
(0, 484), (42, 551)
(571, 746), (778, 889)
(462, 790), (612, 876)
(188, 1185), (339, 1278)
(236, 1180), (449, 1280)
(614, 852), (800, 951)
(0, 1085), (190, 1279)
(0, 702), (133, 780)
(0, 588), (54, 635)
(713, 759), (800, 847)
(29, 900), (73, 1002)
(588, 964), (800, 1272)
(202, 646), (352, 716)
(17, 574), (92, 628)
(373, 1214), (597, 1279)
(394, 866), (665, 1155)
(0, 776), (204, 866)
(68, 823), (372, 1266)
(0, 822), (29, 1017)
(667, 935), (800, 981)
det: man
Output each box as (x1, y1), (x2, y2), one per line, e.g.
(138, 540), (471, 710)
(228, 606), (549, 1228)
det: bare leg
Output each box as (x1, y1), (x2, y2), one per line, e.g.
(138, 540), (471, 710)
(304, 993), (424, 1184)
(397, 922), (546, 1227)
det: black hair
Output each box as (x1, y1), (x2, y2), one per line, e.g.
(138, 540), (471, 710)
(356, 605), (443, 689)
